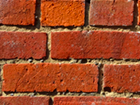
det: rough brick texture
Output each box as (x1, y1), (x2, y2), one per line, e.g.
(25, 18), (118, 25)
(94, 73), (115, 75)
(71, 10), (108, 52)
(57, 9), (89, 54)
(0, 0), (36, 25)
(41, 0), (85, 26)
(51, 31), (140, 59)
(0, 97), (50, 105)
(0, 31), (47, 59)
(89, 0), (134, 26)
(138, 0), (140, 25)
(2, 63), (98, 92)
(104, 64), (140, 93)
(54, 96), (139, 105)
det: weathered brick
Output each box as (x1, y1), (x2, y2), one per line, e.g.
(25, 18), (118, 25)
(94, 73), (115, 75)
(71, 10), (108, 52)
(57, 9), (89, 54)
(0, 0), (36, 25)
(89, 0), (134, 26)
(54, 96), (139, 105)
(41, 0), (85, 26)
(104, 64), (140, 93)
(0, 96), (50, 105)
(51, 31), (140, 59)
(2, 63), (98, 92)
(0, 31), (47, 59)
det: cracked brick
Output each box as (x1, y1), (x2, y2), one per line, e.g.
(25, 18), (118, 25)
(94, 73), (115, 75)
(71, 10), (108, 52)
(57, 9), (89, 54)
(2, 63), (98, 92)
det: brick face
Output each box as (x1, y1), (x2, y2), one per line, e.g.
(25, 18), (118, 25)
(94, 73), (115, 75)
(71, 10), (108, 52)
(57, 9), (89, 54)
(41, 0), (85, 26)
(2, 63), (98, 92)
(54, 96), (139, 105)
(138, 0), (140, 25)
(0, 0), (36, 25)
(104, 64), (140, 93)
(0, 97), (50, 105)
(0, 31), (47, 59)
(89, 0), (134, 26)
(51, 31), (140, 59)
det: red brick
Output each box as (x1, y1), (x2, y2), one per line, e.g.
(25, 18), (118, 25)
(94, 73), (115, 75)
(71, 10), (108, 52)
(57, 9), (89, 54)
(54, 96), (139, 105)
(0, 0), (36, 25)
(2, 63), (98, 92)
(0, 96), (50, 105)
(41, 0), (85, 26)
(0, 31), (47, 59)
(51, 31), (140, 59)
(104, 64), (140, 93)
(89, 0), (134, 26)
(138, 0), (140, 25)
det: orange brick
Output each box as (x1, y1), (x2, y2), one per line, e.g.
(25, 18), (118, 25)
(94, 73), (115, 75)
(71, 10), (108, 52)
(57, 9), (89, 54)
(104, 64), (140, 93)
(0, 0), (36, 25)
(0, 97), (50, 105)
(41, 0), (85, 26)
(3, 63), (98, 92)
(138, 0), (140, 25)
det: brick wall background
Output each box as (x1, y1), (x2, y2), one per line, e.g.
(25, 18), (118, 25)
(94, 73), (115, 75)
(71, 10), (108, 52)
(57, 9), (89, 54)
(0, 0), (140, 105)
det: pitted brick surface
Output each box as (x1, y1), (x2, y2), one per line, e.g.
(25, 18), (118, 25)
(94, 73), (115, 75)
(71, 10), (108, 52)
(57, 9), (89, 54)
(3, 63), (98, 92)
(0, 31), (47, 59)
(41, 0), (85, 26)
(104, 64), (140, 93)
(0, 0), (36, 25)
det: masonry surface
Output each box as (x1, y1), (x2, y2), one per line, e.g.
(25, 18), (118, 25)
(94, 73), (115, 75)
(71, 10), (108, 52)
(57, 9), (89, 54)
(1, 0), (140, 105)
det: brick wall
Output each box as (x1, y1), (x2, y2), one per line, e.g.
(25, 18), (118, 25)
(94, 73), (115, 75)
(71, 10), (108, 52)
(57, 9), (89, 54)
(0, 0), (140, 105)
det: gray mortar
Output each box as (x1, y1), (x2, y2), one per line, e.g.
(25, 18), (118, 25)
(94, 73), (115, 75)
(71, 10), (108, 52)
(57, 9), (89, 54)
(0, 0), (140, 101)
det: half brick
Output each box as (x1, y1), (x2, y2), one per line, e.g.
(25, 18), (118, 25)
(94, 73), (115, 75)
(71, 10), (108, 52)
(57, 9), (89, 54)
(0, 0), (36, 25)
(104, 64), (140, 93)
(0, 31), (47, 59)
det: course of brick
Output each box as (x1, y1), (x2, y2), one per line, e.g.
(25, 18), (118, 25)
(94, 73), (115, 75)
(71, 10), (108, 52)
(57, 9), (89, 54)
(0, 31), (47, 59)
(51, 31), (140, 59)
(89, 0), (134, 26)
(54, 96), (140, 105)
(0, 0), (36, 25)
(104, 64), (140, 93)
(3, 63), (98, 92)
(41, 0), (85, 26)
(0, 96), (50, 105)
(1, 0), (140, 104)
